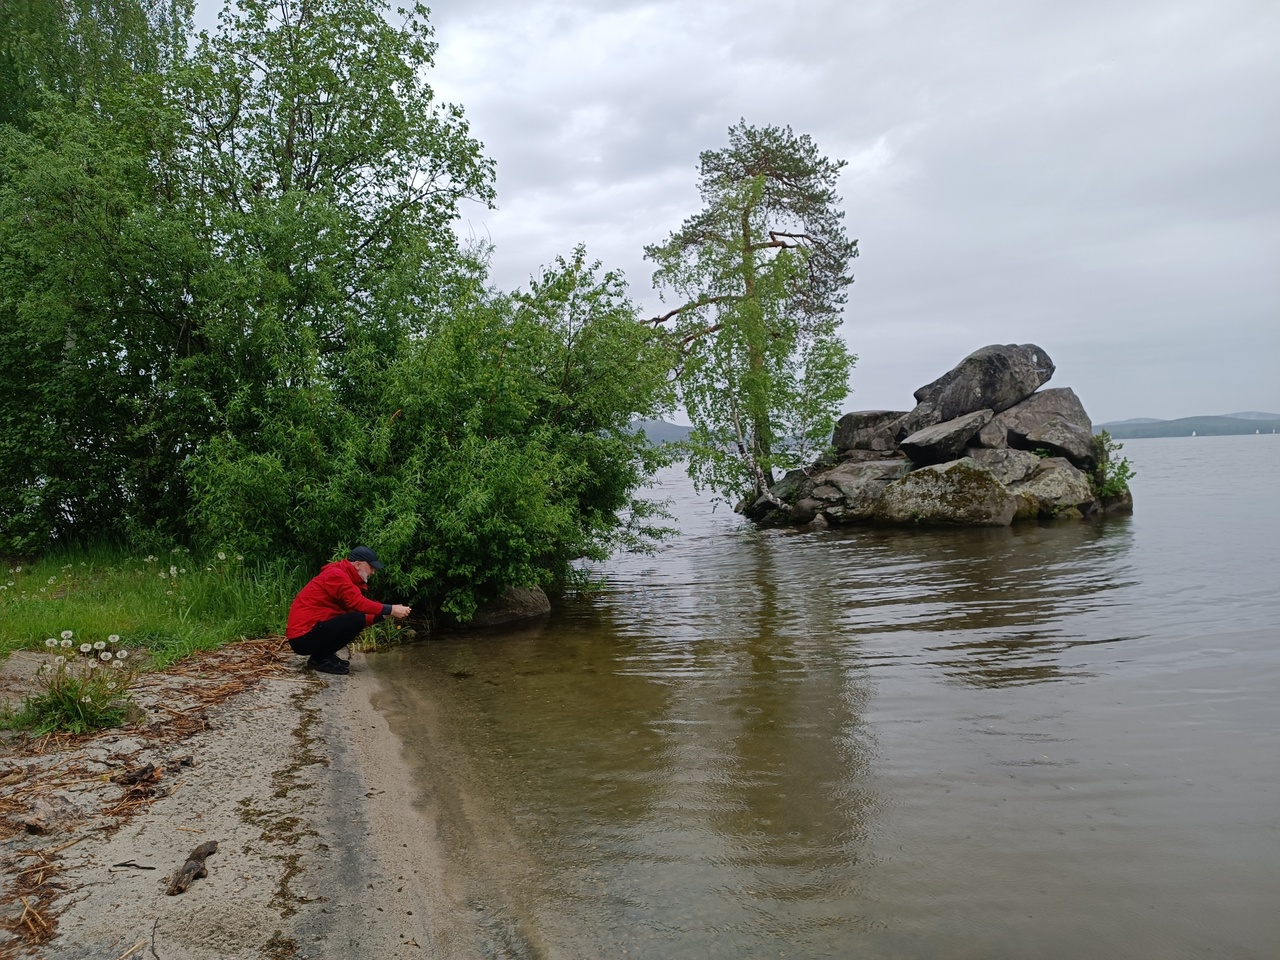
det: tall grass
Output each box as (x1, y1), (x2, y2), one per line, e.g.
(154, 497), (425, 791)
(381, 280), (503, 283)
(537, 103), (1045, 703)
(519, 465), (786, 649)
(0, 546), (307, 668)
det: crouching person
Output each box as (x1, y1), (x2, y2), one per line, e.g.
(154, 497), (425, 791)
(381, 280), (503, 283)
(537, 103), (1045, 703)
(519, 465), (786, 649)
(286, 546), (412, 675)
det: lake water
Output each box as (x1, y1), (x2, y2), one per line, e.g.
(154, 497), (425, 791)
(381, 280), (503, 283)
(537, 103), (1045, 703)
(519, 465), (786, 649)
(371, 435), (1280, 959)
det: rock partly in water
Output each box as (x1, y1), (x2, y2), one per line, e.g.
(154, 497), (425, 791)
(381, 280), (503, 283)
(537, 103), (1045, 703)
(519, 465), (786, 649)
(906, 343), (1055, 432)
(743, 343), (1130, 528)
(875, 458), (1019, 526)
(1008, 458), (1098, 519)
(465, 586), (552, 629)
(746, 460), (910, 526)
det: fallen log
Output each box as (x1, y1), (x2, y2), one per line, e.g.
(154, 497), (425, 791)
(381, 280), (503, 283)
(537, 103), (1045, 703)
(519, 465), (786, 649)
(165, 840), (218, 895)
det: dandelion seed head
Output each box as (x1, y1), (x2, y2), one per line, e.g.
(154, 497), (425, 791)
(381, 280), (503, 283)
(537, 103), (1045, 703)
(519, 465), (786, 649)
(60, 638), (73, 648)
(99, 651), (112, 661)
(108, 634), (120, 644)
(217, 551), (226, 561)
(112, 659), (123, 669)
(46, 638), (58, 648)
(80, 643), (92, 653)
(54, 655), (65, 665)
(61, 630), (74, 640)
(93, 641), (106, 650)
(47, 576), (55, 584)
(117, 650), (129, 660)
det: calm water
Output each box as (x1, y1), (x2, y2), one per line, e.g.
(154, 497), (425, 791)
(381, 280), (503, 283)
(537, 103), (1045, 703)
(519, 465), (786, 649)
(372, 435), (1280, 959)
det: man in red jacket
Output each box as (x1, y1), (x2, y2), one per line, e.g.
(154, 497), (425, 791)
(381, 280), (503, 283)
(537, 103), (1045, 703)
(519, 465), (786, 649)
(286, 546), (412, 675)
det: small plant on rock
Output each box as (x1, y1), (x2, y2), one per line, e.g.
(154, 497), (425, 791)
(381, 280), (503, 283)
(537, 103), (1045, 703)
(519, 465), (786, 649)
(9, 631), (137, 734)
(1092, 430), (1136, 499)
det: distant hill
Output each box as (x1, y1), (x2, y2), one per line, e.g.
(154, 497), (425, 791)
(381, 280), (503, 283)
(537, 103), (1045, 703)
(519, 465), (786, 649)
(629, 419), (693, 444)
(1096, 414), (1280, 439)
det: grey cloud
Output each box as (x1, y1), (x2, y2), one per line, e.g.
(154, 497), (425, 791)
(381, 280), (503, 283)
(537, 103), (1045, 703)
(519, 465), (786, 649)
(211, 0), (1280, 419)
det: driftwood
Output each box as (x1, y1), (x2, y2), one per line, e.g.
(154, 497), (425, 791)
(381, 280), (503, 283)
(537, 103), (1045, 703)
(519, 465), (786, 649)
(112, 763), (157, 786)
(165, 840), (218, 895)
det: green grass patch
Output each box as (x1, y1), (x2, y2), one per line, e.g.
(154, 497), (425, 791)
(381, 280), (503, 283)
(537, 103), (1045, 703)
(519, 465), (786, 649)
(0, 545), (307, 668)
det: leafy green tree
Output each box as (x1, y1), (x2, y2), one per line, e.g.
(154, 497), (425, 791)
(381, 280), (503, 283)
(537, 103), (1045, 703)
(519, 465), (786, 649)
(1, 0), (676, 622)
(0, 0), (494, 551)
(0, 0), (191, 130)
(645, 121), (858, 506)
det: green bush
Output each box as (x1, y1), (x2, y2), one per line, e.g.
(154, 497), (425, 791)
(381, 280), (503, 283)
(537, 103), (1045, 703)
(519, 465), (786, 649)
(1092, 430), (1136, 499)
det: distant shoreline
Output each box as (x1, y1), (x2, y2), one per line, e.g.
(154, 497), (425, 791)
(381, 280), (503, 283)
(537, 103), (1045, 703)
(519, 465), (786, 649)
(1095, 414), (1280, 439)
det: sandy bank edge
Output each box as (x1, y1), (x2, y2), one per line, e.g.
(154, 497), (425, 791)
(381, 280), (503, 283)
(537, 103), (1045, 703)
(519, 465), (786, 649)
(2, 648), (466, 960)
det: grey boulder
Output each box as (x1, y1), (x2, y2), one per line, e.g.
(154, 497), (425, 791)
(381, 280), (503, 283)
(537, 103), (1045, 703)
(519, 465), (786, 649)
(875, 458), (1019, 526)
(1009, 458), (1098, 518)
(899, 409), (994, 466)
(832, 410), (909, 452)
(964, 447), (1043, 486)
(906, 343), (1055, 432)
(977, 386), (1090, 450)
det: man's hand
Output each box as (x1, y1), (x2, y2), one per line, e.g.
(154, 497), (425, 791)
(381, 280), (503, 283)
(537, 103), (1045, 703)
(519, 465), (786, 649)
(390, 604), (412, 619)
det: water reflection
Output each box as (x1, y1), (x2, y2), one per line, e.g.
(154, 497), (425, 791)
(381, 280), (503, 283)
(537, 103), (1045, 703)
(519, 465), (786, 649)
(371, 442), (1280, 959)
(606, 503), (1138, 688)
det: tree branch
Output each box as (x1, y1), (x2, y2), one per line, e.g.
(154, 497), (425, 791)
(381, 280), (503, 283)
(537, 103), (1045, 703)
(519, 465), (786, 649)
(647, 294), (734, 326)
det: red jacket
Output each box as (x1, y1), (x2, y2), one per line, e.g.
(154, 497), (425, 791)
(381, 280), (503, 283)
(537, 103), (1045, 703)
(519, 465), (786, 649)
(286, 559), (389, 639)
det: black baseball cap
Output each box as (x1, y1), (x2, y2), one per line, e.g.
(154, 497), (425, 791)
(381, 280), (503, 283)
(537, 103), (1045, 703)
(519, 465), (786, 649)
(348, 546), (384, 569)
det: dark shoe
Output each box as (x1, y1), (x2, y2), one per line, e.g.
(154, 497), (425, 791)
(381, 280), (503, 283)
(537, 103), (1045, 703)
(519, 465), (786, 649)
(307, 655), (349, 675)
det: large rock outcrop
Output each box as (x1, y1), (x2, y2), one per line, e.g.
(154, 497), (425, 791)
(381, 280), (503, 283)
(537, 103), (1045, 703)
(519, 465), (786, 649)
(743, 344), (1133, 528)
(905, 343), (1055, 432)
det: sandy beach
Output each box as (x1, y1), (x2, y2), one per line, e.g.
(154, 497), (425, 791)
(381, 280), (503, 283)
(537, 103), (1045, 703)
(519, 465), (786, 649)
(0, 640), (485, 960)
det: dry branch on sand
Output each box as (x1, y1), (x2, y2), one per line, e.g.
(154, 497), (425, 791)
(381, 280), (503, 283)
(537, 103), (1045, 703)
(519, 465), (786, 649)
(0, 637), (294, 952)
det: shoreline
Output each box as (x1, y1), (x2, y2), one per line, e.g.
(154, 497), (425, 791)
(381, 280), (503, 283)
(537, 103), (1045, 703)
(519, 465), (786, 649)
(0, 641), (468, 960)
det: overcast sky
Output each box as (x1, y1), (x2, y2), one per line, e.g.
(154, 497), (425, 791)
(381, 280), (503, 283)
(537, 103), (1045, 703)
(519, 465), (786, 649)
(202, 1), (1280, 422)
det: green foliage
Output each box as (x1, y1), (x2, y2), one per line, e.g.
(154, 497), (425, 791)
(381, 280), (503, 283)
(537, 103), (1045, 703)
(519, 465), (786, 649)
(0, 0), (192, 131)
(0, 0), (676, 623)
(1092, 430), (1136, 499)
(190, 250), (675, 619)
(0, 548), (305, 667)
(4, 630), (136, 734)
(645, 122), (858, 505)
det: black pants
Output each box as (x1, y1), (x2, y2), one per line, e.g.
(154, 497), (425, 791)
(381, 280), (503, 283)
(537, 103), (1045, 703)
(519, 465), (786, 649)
(288, 612), (371, 660)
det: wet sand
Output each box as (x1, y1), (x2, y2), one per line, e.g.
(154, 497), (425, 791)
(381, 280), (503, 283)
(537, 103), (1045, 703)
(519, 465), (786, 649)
(1, 644), (487, 960)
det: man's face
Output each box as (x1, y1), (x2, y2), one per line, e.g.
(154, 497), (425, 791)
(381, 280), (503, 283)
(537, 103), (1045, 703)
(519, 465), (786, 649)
(354, 560), (373, 582)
